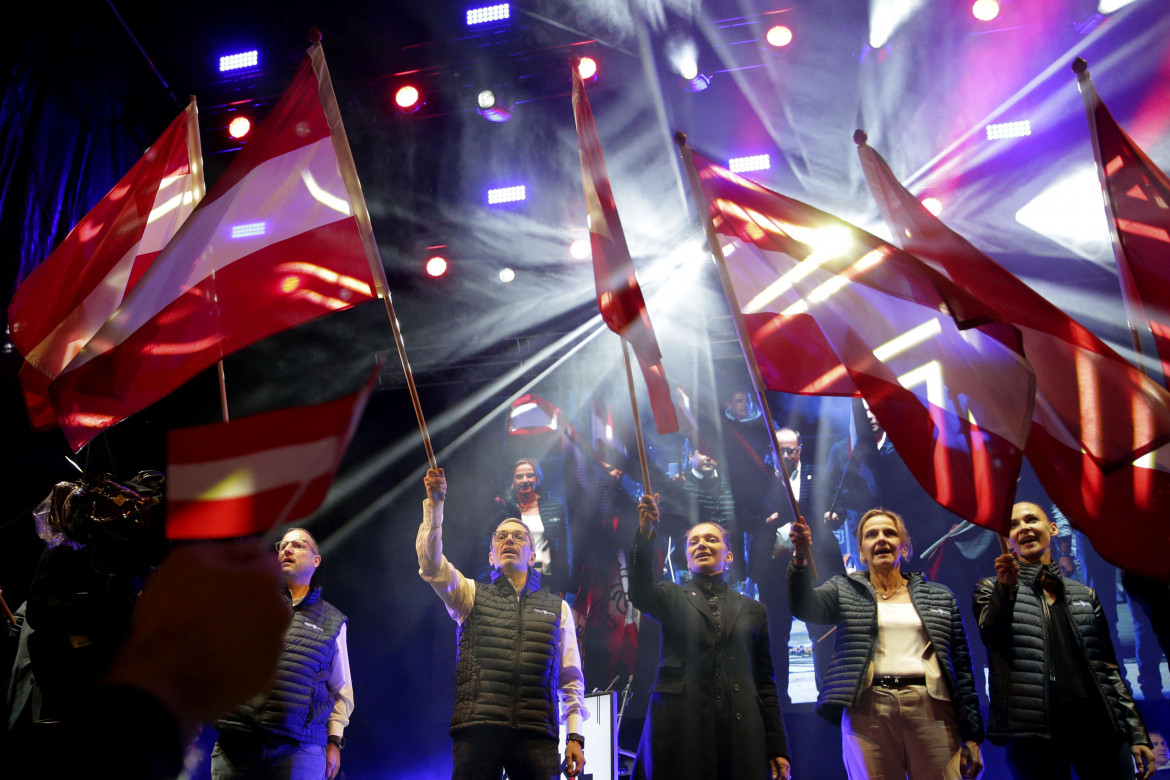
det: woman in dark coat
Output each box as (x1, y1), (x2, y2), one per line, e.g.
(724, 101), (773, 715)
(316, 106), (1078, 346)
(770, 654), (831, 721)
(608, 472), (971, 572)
(975, 501), (1155, 779)
(789, 509), (984, 780)
(628, 494), (791, 780)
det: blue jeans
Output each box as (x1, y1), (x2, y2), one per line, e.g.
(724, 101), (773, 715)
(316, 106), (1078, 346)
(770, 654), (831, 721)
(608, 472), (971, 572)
(211, 732), (326, 780)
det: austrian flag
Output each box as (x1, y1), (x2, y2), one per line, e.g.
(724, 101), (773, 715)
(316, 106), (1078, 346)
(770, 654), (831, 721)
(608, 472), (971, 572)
(165, 368), (376, 540)
(48, 42), (381, 451)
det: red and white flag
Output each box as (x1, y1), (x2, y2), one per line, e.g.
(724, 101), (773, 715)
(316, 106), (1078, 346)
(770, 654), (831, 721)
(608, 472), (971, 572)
(686, 149), (1035, 530)
(1077, 62), (1170, 383)
(165, 366), (376, 539)
(572, 66), (678, 434)
(49, 42), (382, 451)
(8, 101), (204, 430)
(858, 136), (1170, 578)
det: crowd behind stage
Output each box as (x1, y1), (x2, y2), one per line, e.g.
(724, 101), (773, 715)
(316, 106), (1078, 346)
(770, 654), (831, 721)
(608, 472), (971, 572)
(4, 383), (1170, 779)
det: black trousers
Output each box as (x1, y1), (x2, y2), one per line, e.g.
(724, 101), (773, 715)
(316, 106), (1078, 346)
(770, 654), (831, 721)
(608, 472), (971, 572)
(1004, 699), (1136, 780)
(452, 724), (561, 780)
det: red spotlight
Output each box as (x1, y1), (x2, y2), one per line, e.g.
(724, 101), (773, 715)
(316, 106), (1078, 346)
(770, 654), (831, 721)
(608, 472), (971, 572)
(576, 56), (598, 82)
(971, 0), (999, 21)
(228, 115), (252, 140)
(395, 84), (423, 113)
(425, 256), (448, 277)
(766, 25), (793, 47)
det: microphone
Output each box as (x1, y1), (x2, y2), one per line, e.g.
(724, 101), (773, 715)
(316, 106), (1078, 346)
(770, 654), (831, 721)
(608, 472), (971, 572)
(596, 675), (620, 694)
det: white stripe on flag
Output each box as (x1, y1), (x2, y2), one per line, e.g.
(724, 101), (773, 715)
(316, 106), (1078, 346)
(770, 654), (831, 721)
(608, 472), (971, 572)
(168, 436), (341, 501)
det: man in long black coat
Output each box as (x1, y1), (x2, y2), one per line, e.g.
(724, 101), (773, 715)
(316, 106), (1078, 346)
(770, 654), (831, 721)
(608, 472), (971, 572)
(628, 494), (791, 780)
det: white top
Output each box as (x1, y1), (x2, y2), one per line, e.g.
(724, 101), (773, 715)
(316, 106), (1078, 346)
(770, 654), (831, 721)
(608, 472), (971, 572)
(873, 602), (931, 678)
(416, 499), (588, 732)
(522, 506), (552, 574)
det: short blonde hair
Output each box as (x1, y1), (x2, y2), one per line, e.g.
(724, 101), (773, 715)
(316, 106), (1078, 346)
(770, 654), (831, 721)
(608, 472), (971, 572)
(856, 508), (913, 562)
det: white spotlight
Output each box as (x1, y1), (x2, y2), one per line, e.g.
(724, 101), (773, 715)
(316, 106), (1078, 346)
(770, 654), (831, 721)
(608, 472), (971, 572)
(499, 267), (516, 283)
(569, 238), (591, 260)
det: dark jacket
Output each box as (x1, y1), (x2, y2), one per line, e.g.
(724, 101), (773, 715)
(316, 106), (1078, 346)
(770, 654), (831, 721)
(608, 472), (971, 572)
(217, 585), (346, 746)
(789, 563), (984, 744)
(450, 569), (563, 738)
(497, 494), (570, 594)
(629, 529), (788, 780)
(974, 562), (1150, 747)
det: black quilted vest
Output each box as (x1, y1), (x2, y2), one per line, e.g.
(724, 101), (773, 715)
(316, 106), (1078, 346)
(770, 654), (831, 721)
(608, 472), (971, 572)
(450, 570), (562, 738)
(217, 585), (346, 745)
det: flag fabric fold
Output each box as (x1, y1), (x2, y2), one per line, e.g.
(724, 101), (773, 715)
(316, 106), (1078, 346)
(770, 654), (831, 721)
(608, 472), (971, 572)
(572, 67), (678, 435)
(8, 101), (204, 430)
(858, 136), (1170, 580)
(48, 42), (380, 451)
(686, 149), (1035, 530)
(1077, 63), (1170, 384)
(165, 366), (376, 540)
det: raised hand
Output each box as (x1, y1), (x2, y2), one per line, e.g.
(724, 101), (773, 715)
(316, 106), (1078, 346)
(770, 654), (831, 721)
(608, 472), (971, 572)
(638, 493), (660, 536)
(425, 467), (447, 504)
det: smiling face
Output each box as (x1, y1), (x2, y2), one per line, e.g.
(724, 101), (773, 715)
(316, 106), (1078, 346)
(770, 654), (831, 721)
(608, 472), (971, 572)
(512, 462), (539, 499)
(857, 512), (908, 572)
(1009, 502), (1058, 564)
(685, 522), (732, 575)
(489, 519), (536, 574)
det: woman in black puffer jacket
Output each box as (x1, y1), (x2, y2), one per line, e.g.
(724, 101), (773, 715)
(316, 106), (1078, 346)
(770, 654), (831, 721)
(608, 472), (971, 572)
(789, 508), (984, 779)
(975, 501), (1155, 779)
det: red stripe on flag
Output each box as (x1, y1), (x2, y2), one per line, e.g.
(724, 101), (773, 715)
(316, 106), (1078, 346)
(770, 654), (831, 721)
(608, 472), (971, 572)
(166, 476), (334, 539)
(52, 218), (374, 450)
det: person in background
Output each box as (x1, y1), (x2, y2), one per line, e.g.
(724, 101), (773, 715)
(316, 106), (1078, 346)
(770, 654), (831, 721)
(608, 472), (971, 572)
(496, 458), (571, 595)
(975, 501), (1155, 779)
(789, 509), (983, 779)
(1150, 730), (1170, 772)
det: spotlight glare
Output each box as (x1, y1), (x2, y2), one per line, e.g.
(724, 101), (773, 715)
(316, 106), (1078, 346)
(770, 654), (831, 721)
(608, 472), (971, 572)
(219, 50), (259, 72)
(986, 120), (1031, 140)
(231, 222), (267, 239)
(569, 238), (591, 260)
(921, 197), (943, 216)
(227, 116), (252, 139)
(766, 25), (793, 47)
(466, 3), (510, 25)
(426, 256), (448, 277)
(499, 267), (516, 283)
(678, 60), (699, 81)
(972, 0), (999, 21)
(685, 73), (712, 92)
(729, 154), (771, 174)
(577, 57), (598, 81)
(1099, 0), (1138, 11)
(477, 90), (496, 109)
(395, 85), (422, 112)
(487, 185), (526, 205)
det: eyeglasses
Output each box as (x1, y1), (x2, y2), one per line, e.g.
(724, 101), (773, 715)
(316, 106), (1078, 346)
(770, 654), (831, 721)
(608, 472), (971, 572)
(276, 539), (318, 555)
(493, 529), (530, 543)
(779, 447), (800, 456)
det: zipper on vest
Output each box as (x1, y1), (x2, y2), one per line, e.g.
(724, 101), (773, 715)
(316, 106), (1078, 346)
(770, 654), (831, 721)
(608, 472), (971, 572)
(512, 588), (524, 728)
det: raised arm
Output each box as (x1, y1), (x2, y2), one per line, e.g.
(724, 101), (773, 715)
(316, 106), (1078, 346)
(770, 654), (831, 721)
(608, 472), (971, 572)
(972, 553), (1018, 650)
(416, 468), (476, 622)
(627, 493), (666, 619)
(786, 521), (841, 625)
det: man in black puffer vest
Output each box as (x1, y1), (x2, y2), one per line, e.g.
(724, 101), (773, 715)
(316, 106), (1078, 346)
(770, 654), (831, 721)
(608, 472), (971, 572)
(417, 468), (589, 779)
(213, 528), (353, 780)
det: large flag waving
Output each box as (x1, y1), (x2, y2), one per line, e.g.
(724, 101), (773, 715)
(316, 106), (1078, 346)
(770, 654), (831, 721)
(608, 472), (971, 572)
(572, 67), (678, 434)
(48, 42), (380, 450)
(858, 134), (1170, 579)
(683, 148), (1035, 530)
(1075, 58), (1170, 384)
(166, 365), (377, 539)
(9, 101), (204, 431)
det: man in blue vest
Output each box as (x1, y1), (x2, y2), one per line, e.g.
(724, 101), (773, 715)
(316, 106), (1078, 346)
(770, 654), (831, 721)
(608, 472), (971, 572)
(417, 467), (589, 779)
(212, 528), (354, 780)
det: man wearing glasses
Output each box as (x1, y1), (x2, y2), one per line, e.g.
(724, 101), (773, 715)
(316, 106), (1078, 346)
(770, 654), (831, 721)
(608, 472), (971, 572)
(212, 528), (354, 780)
(417, 468), (588, 779)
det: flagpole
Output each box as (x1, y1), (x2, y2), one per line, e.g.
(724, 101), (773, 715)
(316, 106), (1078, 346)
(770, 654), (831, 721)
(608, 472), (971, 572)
(1073, 58), (1147, 365)
(674, 131), (817, 580)
(621, 339), (654, 496)
(308, 32), (437, 469)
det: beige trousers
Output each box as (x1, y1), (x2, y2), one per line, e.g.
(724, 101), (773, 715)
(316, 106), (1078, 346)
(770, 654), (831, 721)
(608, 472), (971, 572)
(841, 684), (966, 780)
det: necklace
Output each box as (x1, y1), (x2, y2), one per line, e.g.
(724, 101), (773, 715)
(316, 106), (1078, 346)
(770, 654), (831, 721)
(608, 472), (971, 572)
(876, 582), (905, 600)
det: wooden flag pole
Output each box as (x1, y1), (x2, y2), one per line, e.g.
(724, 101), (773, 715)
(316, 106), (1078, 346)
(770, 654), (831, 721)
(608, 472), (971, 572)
(309, 33), (436, 469)
(621, 339), (654, 496)
(674, 131), (816, 580)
